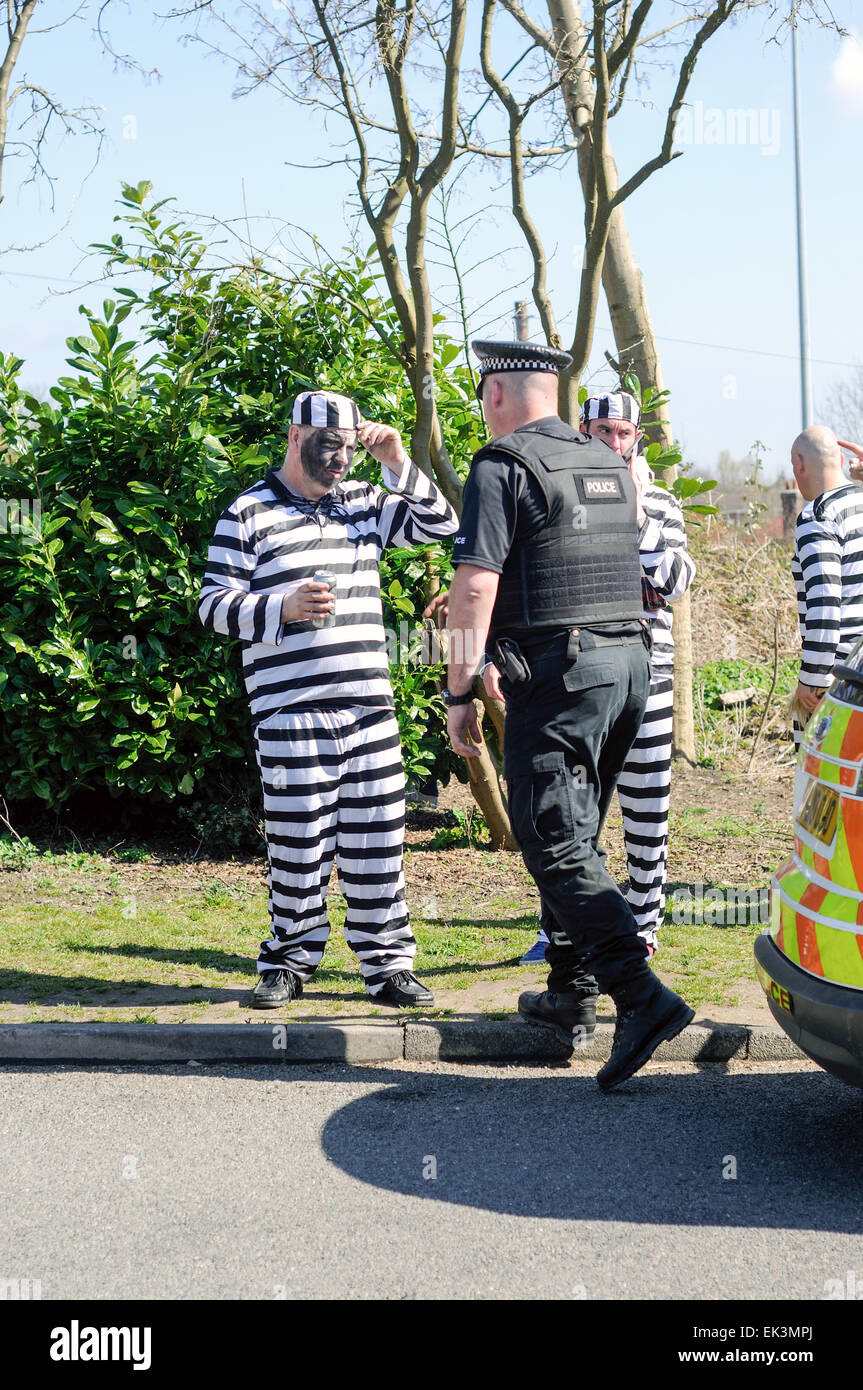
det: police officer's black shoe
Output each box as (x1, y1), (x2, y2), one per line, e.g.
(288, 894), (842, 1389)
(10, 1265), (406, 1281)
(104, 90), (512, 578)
(373, 971), (434, 1007)
(251, 968), (304, 1009)
(597, 974), (694, 1092)
(518, 989), (596, 1049)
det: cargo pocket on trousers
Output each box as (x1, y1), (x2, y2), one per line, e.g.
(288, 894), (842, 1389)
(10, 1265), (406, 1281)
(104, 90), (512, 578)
(507, 750), (575, 850)
(561, 659), (617, 693)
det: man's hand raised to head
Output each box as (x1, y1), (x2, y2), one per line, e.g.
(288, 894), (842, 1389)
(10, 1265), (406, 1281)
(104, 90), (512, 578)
(357, 420), (406, 472)
(838, 439), (863, 482)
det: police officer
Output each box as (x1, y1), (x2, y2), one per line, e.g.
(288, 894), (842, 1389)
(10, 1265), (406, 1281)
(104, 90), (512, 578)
(513, 390), (696, 962)
(443, 340), (693, 1092)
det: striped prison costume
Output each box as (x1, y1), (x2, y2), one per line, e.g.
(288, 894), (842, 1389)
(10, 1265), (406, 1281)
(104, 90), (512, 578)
(616, 482), (695, 946)
(792, 483), (863, 748)
(198, 455), (459, 993)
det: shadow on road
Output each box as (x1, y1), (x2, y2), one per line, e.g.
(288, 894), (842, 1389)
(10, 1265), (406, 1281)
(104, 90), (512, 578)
(5, 1056), (861, 1232)
(314, 1064), (863, 1231)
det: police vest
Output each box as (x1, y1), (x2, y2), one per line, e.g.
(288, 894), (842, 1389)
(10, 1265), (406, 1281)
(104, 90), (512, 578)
(475, 419), (644, 633)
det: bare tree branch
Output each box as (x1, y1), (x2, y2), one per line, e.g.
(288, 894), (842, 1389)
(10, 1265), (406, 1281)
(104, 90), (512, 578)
(607, 0), (651, 75)
(0, 1), (120, 211)
(480, 0), (561, 347)
(96, 1), (160, 78)
(612, 0), (744, 209)
(0, 0), (38, 204)
(311, 0), (415, 377)
(499, 1), (554, 53)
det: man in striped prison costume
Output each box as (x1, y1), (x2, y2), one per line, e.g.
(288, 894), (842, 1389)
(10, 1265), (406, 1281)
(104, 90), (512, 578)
(503, 390), (695, 959)
(791, 425), (863, 755)
(198, 390), (459, 1009)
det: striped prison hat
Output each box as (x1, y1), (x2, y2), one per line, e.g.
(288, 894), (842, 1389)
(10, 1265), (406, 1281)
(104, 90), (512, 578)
(580, 392), (641, 428)
(471, 339), (573, 399)
(291, 391), (361, 429)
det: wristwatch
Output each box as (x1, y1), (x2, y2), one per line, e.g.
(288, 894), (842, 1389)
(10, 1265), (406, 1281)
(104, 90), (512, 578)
(441, 687), (475, 707)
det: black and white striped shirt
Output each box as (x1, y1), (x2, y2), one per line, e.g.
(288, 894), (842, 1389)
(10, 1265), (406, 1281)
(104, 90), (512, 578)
(792, 482), (863, 687)
(639, 482), (696, 679)
(198, 456), (459, 726)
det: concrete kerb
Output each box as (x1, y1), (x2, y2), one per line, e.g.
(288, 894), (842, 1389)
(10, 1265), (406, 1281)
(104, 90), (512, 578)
(0, 1019), (805, 1065)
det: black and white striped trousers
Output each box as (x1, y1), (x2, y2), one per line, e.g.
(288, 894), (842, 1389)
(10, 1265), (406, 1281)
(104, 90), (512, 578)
(252, 705), (416, 993)
(616, 676), (674, 946)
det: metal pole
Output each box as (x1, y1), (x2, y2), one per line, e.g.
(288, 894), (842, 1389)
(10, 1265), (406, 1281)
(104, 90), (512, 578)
(791, 10), (812, 428)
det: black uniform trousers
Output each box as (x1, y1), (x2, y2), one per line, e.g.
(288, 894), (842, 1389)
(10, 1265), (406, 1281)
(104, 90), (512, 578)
(500, 627), (652, 996)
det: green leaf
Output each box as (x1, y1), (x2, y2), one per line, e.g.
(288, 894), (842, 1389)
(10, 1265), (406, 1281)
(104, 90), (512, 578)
(622, 372), (642, 403)
(676, 477), (709, 500)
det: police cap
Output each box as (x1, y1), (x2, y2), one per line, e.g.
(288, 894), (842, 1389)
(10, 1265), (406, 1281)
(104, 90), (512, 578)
(471, 339), (573, 400)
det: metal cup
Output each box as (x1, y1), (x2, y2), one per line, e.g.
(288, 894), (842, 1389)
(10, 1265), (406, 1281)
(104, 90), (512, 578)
(309, 569), (337, 628)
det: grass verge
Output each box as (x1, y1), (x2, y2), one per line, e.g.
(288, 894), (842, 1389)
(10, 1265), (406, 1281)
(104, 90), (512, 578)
(0, 865), (763, 1021)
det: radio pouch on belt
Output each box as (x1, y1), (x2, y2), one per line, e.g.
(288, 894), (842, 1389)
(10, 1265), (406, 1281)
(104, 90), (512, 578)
(495, 637), (532, 685)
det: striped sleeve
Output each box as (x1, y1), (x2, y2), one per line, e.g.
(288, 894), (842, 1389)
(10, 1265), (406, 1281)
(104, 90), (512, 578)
(795, 513), (845, 686)
(638, 487), (696, 602)
(198, 498), (290, 646)
(375, 454), (459, 549)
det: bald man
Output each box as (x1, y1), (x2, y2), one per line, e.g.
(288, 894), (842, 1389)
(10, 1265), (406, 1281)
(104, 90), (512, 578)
(791, 425), (863, 740)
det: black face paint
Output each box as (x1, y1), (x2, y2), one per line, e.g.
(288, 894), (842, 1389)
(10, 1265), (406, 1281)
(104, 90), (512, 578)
(299, 428), (356, 491)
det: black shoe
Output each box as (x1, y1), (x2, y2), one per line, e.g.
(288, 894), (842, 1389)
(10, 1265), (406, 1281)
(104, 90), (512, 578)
(251, 968), (304, 1009)
(518, 989), (597, 1049)
(597, 973), (694, 1092)
(372, 971), (434, 1007)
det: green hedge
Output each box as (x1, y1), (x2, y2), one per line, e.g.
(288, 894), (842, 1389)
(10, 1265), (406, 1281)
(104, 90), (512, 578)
(0, 184), (480, 808)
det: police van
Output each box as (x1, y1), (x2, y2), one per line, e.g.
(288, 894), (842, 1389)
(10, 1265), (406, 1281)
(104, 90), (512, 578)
(755, 635), (863, 1088)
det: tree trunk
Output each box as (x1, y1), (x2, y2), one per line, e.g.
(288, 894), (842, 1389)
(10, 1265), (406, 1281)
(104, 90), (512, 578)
(546, 0), (698, 761)
(464, 696), (517, 850)
(600, 200), (697, 762)
(430, 614), (516, 848)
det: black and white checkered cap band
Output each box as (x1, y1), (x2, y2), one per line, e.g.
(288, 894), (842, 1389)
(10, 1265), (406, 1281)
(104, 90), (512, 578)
(292, 391), (361, 429)
(580, 392), (640, 427)
(478, 356), (560, 379)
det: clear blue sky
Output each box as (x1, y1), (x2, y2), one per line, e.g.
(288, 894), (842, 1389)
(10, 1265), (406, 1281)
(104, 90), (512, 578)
(1, 1), (861, 481)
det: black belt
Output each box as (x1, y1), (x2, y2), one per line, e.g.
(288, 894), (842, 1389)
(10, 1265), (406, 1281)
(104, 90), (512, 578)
(585, 629), (646, 647)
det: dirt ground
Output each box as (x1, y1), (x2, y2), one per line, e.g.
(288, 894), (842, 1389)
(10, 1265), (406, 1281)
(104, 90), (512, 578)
(395, 759), (791, 1025)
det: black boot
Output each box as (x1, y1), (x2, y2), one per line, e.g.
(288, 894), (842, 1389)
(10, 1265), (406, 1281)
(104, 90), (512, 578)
(596, 972), (693, 1092)
(518, 989), (597, 1049)
(251, 968), (304, 1009)
(372, 971), (435, 1007)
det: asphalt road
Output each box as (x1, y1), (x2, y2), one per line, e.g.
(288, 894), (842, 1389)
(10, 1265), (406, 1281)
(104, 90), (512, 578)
(2, 1057), (862, 1301)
